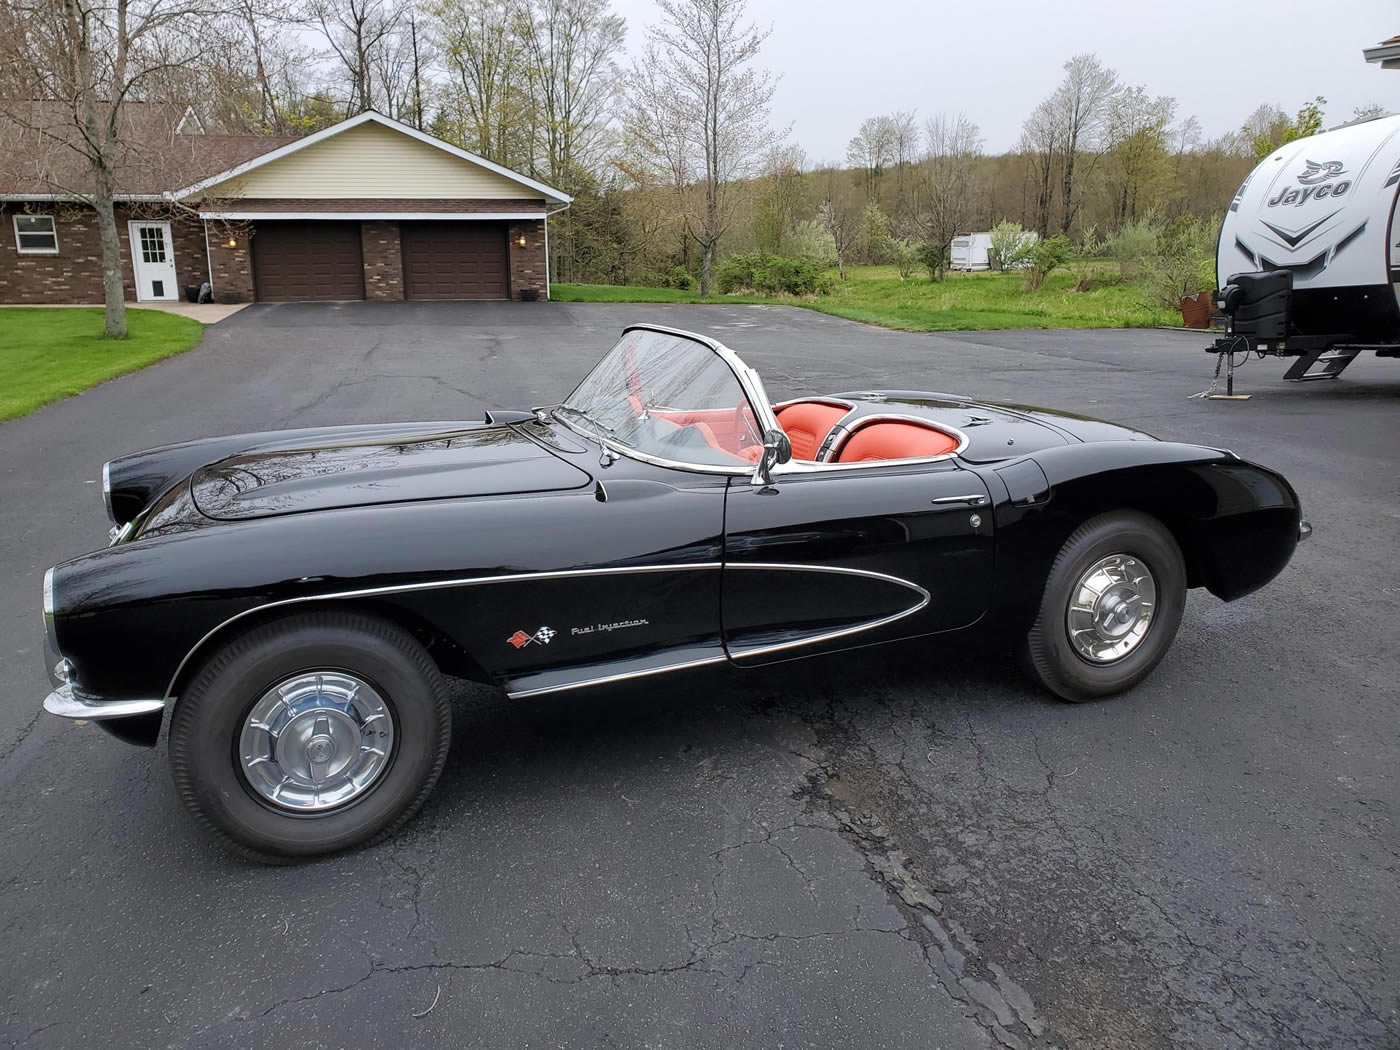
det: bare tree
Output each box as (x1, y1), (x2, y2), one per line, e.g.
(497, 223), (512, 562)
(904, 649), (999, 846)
(3, 0), (225, 337)
(514, 0), (625, 185)
(816, 167), (860, 281)
(846, 115), (895, 201)
(1018, 98), (1057, 237)
(431, 0), (527, 163)
(1047, 53), (1119, 233)
(312, 0), (406, 116)
(626, 0), (780, 296)
(888, 109), (919, 226)
(913, 112), (982, 281)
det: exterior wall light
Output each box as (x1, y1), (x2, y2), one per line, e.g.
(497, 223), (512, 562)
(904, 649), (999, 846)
(516, 235), (528, 247)
(226, 237), (238, 248)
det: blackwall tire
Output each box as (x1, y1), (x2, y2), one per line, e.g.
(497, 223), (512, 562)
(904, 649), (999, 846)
(1022, 511), (1186, 703)
(169, 612), (451, 863)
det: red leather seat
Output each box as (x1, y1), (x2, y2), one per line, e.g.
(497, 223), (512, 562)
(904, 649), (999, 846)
(834, 422), (959, 462)
(776, 401), (849, 461)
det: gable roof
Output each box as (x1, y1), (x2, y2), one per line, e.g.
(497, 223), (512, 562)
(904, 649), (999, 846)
(172, 111), (573, 205)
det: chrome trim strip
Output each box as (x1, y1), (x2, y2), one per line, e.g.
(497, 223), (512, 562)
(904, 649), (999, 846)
(102, 460), (115, 523)
(42, 567), (54, 626)
(506, 654), (728, 699)
(773, 396), (856, 411)
(725, 562), (931, 659)
(44, 685), (165, 721)
(164, 562), (725, 700)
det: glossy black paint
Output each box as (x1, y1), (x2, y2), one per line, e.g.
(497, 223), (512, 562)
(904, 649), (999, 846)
(48, 379), (1303, 749)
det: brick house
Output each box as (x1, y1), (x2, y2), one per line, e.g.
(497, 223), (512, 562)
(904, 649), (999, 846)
(0, 106), (571, 305)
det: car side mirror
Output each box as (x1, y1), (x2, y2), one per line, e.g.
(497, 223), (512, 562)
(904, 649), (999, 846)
(751, 428), (792, 487)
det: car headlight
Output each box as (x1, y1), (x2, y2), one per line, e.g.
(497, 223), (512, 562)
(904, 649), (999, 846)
(102, 461), (116, 523)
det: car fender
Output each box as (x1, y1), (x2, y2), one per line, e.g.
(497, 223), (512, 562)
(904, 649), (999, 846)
(980, 442), (1302, 631)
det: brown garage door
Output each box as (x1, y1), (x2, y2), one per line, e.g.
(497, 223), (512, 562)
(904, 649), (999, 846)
(401, 222), (509, 300)
(252, 222), (364, 302)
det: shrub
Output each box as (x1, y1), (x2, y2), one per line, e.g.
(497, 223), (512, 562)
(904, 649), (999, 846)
(1023, 234), (1072, 290)
(660, 265), (694, 291)
(1107, 218), (1158, 280)
(1142, 215), (1219, 309)
(988, 220), (1035, 272)
(861, 201), (893, 263)
(715, 252), (833, 296)
(788, 220), (838, 268)
(889, 238), (921, 280)
(918, 239), (947, 281)
(1078, 223), (1105, 258)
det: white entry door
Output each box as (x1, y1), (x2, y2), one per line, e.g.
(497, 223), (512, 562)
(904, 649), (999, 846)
(128, 221), (178, 301)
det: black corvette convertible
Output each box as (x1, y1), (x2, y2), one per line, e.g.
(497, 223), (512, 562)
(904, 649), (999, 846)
(40, 324), (1306, 860)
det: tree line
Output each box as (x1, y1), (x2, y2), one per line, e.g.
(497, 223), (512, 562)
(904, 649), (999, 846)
(2, 0), (1386, 331)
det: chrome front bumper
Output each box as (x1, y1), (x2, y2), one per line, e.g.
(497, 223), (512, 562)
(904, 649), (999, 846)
(43, 684), (165, 721)
(1299, 520), (1313, 541)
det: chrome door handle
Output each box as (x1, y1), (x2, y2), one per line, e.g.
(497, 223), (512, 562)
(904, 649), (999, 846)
(931, 494), (988, 507)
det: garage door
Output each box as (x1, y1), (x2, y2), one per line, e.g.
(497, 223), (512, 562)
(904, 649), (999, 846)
(252, 222), (364, 302)
(401, 222), (509, 300)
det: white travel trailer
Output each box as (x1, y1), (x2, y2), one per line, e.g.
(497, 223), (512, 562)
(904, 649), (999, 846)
(951, 233), (993, 271)
(951, 231), (1038, 272)
(1214, 112), (1400, 379)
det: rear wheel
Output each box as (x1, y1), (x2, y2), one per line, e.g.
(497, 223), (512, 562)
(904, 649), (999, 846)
(1022, 511), (1186, 702)
(169, 612), (451, 863)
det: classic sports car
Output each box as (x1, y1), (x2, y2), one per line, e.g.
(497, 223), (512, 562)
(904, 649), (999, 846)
(41, 325), (1307, 861)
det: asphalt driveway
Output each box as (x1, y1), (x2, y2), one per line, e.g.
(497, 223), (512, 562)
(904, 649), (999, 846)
(2, 301), (1397, 1049)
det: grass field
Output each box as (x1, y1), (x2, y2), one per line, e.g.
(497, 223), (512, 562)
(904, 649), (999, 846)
(553, 265), (1181, 331)
(0, 307), (205, 422)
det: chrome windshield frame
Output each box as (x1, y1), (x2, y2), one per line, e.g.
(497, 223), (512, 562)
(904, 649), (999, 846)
(551, 324), (783, 477)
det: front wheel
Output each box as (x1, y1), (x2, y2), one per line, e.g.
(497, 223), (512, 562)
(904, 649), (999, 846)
(170, 611), (452, 863)
(1022, 511), (1186, 702)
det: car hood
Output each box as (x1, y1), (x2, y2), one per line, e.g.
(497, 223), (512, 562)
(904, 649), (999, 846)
(190, 424), (592, 520)
(835, 391), (1157, 463)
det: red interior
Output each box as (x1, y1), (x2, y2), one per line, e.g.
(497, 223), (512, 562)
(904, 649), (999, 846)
(833, 421), (960, 462)
(775, 401), (850, 461)
(649, 407), (764, 462)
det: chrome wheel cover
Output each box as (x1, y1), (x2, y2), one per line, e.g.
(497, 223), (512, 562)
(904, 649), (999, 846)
(239, 672), (395, 812)
(1065, 554), (1157, 664)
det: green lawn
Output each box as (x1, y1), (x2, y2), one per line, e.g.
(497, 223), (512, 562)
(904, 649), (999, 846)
(554, 265), (1181, 331)
(0, 307), (205, 422)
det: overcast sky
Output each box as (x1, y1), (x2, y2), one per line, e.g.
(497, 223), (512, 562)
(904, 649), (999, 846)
(608, 0), (1398, 161)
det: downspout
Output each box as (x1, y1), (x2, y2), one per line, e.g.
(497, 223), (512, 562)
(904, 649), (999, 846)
(545, 202), (570, 299)
(201, 216), (214, 299)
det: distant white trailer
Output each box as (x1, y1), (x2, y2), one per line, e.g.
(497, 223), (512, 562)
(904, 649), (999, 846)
(951, 233), (992, 271)
(951, 231), (1038, 271)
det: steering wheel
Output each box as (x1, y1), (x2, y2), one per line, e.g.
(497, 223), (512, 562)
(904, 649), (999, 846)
(733, 401), (762, 452)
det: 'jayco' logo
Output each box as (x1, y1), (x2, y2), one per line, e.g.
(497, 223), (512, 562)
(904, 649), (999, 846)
(1268, 159), (1350, 207)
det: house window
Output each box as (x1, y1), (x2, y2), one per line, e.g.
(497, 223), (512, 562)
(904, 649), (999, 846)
(138, 225), (166, 263)
(14, 214), (59, 254)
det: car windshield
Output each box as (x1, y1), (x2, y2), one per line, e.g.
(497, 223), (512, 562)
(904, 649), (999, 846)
(556, 328), (765, 470)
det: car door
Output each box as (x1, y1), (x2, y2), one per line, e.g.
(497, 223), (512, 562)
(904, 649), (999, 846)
(721, 460), (994, 665)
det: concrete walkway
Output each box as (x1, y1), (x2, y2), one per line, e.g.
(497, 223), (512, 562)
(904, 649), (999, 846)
(37, 301), (249, 323)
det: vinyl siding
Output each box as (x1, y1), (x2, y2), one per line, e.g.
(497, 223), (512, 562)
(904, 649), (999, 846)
(206, 121), (538, 201)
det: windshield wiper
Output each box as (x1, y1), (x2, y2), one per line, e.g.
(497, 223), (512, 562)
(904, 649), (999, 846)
(554, 404), (619, 440)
